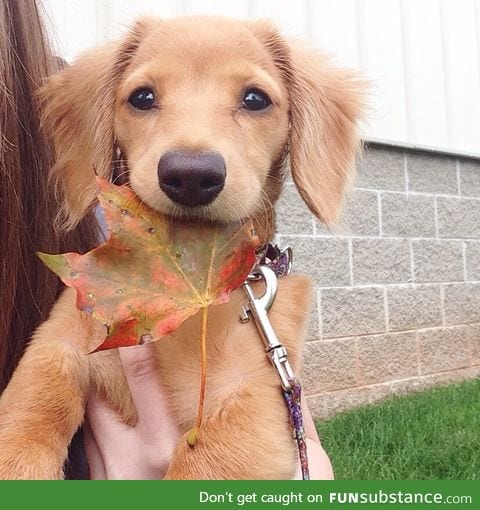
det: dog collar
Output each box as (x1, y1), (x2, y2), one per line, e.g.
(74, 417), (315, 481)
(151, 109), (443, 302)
(255, 243), (293, 279)
(241, 244), (309, 480)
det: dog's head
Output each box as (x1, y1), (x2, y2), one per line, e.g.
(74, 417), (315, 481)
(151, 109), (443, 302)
(41, 16), (364, 240)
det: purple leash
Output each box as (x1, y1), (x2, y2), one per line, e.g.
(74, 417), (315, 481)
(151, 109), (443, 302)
(283, 379), (309, 480)
(241, 244), (310, 480)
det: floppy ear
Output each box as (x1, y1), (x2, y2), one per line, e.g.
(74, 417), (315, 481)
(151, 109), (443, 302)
(39, 19), (156, 230)
(248, 22), (365, 224)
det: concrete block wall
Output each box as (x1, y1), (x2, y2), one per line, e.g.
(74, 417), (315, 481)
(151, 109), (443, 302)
(276, 144), (480, 420)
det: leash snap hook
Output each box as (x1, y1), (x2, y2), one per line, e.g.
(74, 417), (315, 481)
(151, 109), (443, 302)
(242, 265), (278, 313)
(240, 265), (293, 392)
(240, 266), (280, 351)
(269, 346), (295, 393)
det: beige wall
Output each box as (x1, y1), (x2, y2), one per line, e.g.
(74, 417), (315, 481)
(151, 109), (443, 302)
(276, 144), (480, 419)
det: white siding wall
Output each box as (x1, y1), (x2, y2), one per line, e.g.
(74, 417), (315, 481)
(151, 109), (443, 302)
(42, 0), (480, 156)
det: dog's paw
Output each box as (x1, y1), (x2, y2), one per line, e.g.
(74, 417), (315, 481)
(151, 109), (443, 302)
(0, 441), (64, 480)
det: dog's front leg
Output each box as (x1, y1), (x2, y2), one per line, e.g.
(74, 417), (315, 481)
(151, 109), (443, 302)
(0, 341), (87, 479)
(164, 386), (297, 480)
(0, 289), (102, 479)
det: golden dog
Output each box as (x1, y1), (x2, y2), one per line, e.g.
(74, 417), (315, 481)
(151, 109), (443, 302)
(0, 16), (363, 479)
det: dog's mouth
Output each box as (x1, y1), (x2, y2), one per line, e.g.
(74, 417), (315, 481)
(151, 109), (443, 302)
(155, 199), (239, 226)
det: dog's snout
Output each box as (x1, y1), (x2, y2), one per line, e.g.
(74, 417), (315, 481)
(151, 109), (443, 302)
(158, 151), (226, 207)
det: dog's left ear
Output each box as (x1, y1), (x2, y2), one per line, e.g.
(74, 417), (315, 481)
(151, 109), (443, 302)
(39, 18), (157, 230)
(248, 22), (365, 224)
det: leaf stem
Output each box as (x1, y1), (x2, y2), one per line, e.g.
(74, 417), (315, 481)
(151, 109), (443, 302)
(187, 305), (208, 447)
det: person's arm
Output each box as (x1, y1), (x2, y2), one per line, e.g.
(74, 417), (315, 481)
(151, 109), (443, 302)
(85, 345), (334, 480)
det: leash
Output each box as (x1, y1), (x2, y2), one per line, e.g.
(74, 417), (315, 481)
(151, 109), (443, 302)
(240, 244), (310, 480)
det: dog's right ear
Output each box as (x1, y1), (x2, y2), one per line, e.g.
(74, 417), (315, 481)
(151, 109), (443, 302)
(247, 21), (365, 226)
(40, 18), (156, 230)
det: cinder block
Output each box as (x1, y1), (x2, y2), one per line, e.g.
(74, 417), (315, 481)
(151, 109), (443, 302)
(343, 189), (380, 236)
(316, 189), (379, 237)
(412, 240), (464, 283)
(306, 293), (320, 341)
(314, 221), (340, 236)
(306, 384), (392, 420)
(443, 283), (480, 325)
(469, 324), (480, 366)
(356, 147), (405, 191)
(460, 160), (480, 197)
(352, 238), (411, 284)
(418, 326), (472, 374)
(388, 375), (438, 396)
(276, 184), (314, 235)
(437, 197), (480, 239)
(321, 287), (385, 338)
(381, 193), (435, 237)
(357, 332), (418, 385)
(465, 242), (480, 280)
(387, 285), (442, 331)
(302, 338), (357, 394)
(423, 366), (480, 385)
(407, 152), (457, 194)
(388, 367), (480, 395)
(280, 236), (350, 287)
(308, 367), (480, 420)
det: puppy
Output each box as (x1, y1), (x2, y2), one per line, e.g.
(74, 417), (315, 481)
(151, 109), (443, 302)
(0, 16), (363, 479)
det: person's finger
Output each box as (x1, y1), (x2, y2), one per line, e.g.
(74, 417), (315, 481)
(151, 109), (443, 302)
(86, 392), (132, 453)
(294, 439), (335, 480)
(306, 438), (335, 480)
(118, 344), (179, 440)
(83, 421), (107, 479)
(301, 398), (321, 443)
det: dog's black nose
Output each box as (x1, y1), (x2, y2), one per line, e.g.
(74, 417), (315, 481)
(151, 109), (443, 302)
(158, 151), (226, 207)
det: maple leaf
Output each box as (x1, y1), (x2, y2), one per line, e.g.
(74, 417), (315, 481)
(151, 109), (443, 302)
(38, 178), (259, 353)
(39, 178), (259, 445)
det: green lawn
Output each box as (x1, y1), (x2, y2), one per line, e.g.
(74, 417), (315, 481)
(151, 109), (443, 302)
(316, 379), (480, 479)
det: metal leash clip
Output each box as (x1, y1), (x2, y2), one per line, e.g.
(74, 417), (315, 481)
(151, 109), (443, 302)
(240, 265), (294, 392)
(240, 249), (310, 480)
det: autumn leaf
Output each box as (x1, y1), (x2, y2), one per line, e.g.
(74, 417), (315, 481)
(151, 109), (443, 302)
(39, 178), (259, 445)
(38, 178), (259, 352)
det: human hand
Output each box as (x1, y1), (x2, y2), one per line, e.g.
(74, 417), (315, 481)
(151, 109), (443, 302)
(84, 343), (333, 480)
(84, 344), (180, 479)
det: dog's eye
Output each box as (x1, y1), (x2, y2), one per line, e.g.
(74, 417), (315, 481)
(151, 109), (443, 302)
(242, 88), (272, 111)
(128, 87), (156, 110)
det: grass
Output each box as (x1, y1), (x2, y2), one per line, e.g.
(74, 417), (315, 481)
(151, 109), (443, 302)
(315, 379), (480, 479)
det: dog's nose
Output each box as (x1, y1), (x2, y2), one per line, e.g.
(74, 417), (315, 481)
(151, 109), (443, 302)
(158, 150), (226, 207)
